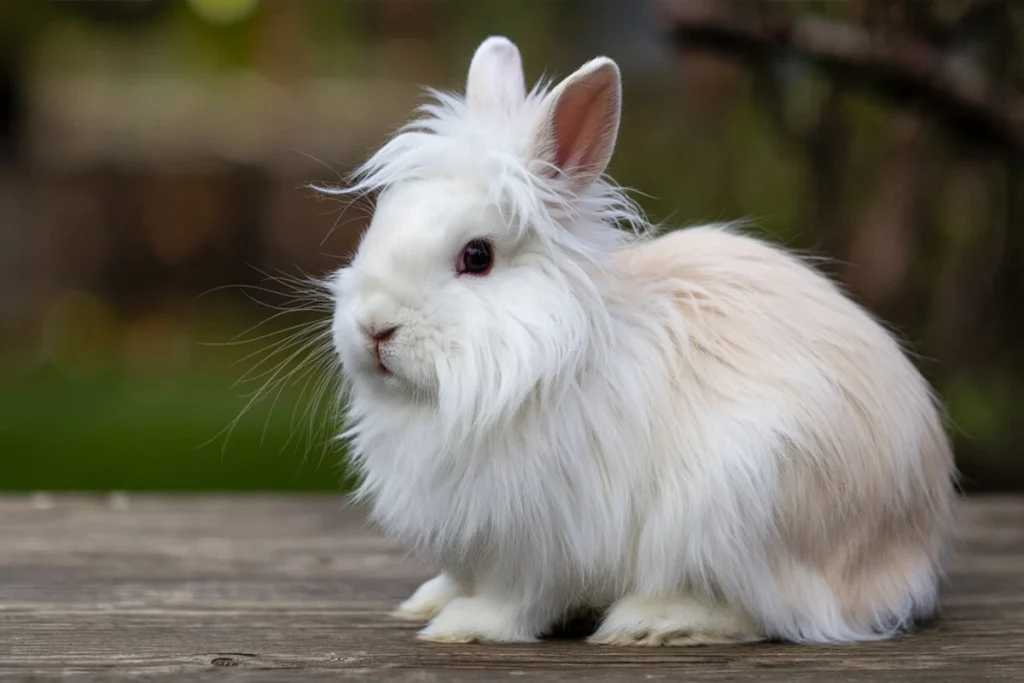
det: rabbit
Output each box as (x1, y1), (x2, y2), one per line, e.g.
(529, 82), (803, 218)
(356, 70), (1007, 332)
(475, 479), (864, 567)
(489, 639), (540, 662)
(323, 36), (957, 646)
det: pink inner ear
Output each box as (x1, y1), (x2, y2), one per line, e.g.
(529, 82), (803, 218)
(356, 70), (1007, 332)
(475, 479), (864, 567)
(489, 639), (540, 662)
(551, 78), (615, 175)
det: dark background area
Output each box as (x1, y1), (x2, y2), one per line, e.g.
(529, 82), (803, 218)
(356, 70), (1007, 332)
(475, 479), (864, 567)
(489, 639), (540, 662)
(1, 0), (1021, 492)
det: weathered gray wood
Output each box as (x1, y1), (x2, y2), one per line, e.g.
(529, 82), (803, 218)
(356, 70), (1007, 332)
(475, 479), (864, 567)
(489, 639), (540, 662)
(1, 495), (1022, 682)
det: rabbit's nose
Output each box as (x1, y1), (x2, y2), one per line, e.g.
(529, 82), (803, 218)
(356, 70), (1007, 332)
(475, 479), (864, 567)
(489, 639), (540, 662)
(361, 324), (400, 344)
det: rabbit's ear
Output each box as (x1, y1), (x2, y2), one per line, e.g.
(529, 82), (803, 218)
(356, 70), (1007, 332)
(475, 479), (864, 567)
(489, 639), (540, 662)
(529, 57), (621, 194)
(466, 36), (526, 117)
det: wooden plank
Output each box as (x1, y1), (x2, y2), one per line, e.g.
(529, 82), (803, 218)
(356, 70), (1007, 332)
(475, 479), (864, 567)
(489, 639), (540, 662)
(1, 495), (1022, 682)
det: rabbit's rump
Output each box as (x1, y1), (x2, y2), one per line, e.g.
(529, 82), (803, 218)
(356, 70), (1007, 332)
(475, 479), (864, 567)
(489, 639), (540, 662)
(594, 226), (953, 644)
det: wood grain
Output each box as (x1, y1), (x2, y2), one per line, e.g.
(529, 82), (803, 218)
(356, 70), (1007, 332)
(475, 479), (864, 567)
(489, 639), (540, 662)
(1, 495), (1022, 681)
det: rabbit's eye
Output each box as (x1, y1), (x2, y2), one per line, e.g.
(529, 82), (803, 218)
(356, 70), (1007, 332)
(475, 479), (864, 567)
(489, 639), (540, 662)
(456, 239), (493, 276)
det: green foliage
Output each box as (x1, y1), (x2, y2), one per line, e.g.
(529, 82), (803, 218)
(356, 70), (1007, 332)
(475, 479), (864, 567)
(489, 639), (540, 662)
(0, 366), (345, 492)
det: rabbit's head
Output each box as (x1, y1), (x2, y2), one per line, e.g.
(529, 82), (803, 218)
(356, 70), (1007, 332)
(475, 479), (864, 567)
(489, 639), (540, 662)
(328, 37), (646, 429)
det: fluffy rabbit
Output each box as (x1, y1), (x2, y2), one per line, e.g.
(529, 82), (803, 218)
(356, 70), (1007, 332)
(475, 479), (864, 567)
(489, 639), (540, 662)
(325, 36), (956, 646)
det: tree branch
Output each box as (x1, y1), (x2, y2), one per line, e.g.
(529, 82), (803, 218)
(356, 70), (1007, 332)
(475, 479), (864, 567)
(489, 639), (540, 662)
(660, 1), (1024, 157)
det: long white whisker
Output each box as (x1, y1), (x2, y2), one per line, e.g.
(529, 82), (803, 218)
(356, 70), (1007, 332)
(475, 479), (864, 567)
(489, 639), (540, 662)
(235, 328), (332, 390)
(205, 317), (331, 348)
(204, 266), (339, 463)
(232, 321), (331, 377)
(281, 348), (338, 462)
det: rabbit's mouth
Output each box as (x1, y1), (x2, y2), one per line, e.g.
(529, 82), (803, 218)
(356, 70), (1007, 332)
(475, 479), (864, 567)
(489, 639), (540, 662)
(373, 345), (393, 376)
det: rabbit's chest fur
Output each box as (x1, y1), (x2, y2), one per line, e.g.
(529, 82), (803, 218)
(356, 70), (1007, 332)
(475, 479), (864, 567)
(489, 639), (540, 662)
(349, 397), (648, 598)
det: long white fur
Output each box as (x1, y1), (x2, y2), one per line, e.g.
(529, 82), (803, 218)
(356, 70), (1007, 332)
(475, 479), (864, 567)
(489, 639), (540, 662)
(322, 36), (957, 645)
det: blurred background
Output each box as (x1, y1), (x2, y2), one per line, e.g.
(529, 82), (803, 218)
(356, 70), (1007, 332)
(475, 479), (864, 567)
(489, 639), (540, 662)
(0, 0), (1021, 492)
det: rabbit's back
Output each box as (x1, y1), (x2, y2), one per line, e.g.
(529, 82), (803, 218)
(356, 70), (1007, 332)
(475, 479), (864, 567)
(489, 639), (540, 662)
(613, 225), (955, 640)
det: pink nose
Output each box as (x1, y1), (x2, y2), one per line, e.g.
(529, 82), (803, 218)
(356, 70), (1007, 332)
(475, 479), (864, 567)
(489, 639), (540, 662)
(362, 324), (399, 344)
(362, 325), (398, 371)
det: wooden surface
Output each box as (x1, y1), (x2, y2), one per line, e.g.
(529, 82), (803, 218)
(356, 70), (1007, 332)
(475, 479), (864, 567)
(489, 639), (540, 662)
(1, 495), (1022, 682)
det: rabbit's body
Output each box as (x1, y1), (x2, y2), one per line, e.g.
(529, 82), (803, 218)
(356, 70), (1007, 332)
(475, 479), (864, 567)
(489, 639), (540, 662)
(328, 37), (956, 645)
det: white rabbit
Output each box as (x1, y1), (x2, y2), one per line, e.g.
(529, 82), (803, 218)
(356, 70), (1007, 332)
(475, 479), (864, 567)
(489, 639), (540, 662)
(324, 36), (956, 646)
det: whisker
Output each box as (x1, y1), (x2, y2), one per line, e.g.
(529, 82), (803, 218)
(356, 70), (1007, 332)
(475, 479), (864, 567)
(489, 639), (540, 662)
(280, 344), (335, 436)
(237, 288), (331, 314)
(201, 262), (341, 464)
(204, 316), (331, 348)
(235, 327), (332, 389)
(250, 265), (335, 297)
(231, 320), (331, 374)
(292, 149), (346, 182)
(204, 328), (331, 457)
(194, 280), (328, 305)
(294, 351), (340, 464)
(282, 349), (338, 462)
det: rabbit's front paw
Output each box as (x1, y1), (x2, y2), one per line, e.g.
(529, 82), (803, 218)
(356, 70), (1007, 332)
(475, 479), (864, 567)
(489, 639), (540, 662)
(417, 596), (540, 644)
(391, 573), (463, 621)
(589, 595), (762, 647)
